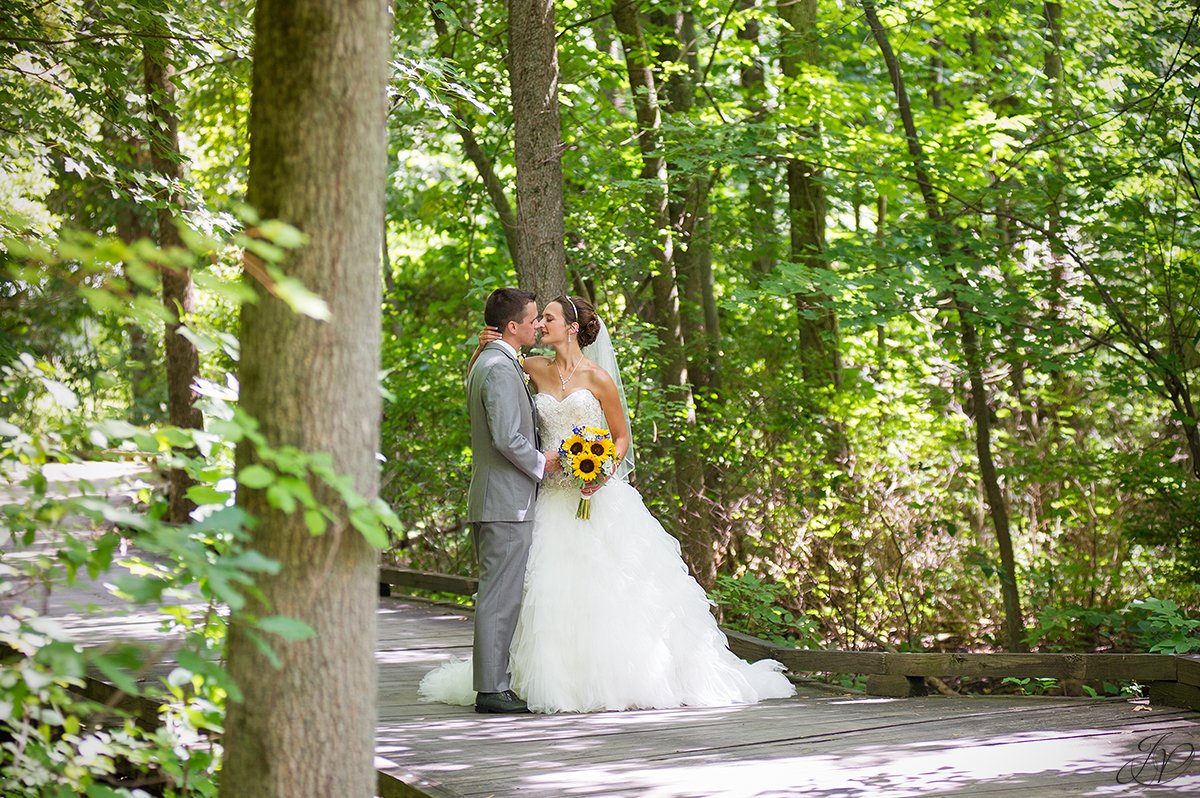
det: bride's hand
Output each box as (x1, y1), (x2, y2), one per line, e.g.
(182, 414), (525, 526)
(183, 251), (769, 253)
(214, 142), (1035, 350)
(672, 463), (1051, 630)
(476, 326), (501, 348)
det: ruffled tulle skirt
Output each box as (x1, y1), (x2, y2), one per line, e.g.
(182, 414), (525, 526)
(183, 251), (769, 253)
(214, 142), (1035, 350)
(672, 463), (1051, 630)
(418, 481), (795, 713)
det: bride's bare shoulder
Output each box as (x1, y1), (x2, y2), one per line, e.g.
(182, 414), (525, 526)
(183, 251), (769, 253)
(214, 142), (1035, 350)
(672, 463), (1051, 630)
(582, 360), (616, 390)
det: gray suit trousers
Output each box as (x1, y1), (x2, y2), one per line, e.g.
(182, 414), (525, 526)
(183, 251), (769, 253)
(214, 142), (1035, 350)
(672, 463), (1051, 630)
(472, 519), (533, 692)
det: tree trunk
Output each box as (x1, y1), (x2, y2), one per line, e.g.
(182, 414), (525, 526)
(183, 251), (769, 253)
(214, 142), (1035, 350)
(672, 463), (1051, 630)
(429, 4), (521, 267)
(611, 0), (716, 591)
(1042, 1), (1070, 426)
(873, 193), (887, 375)
(862, 0), (1027, 651)
(739, 0), (776, 276)
(779, 0), (840, 391)
(507, 0), (568, 299)
(220, 0), (388, 794)
(143, 16), (202, 523)
(652, 4), (720, 396)
(114, 136), (156, 425)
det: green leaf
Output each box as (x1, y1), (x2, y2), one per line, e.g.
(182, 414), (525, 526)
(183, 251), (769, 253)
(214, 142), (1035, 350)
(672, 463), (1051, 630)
(225, 549), (281, 574)
(257, 219), (308, 249)
(111, 573), (168, 603)
(304, 509), (328, 536)
(350, 506), (388, 548)
(42, 379), (79, 410)
(243, 627), (282, 669)
(256, 615), (316, 641)
(208, 418), (245, 443)
(96, 419), (139, 439)
(273, 274), (331, 322)
(194, 270), (258, 305)
(34, 640), (86, 680)
(159, 426), (195, 448)
(237, 464), (274, 489)
(186, 485), (231, 505)
(266, 482), (297, 514)
(91, 654), (142, 696)
(177, 324), (219, 354)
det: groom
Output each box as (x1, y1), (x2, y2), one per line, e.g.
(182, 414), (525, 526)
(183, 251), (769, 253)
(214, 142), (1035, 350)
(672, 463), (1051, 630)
(466, 287), (558, 713)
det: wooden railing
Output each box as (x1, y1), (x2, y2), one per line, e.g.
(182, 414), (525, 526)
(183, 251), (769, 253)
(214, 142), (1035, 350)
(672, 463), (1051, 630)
(379, 566), (1200, 711)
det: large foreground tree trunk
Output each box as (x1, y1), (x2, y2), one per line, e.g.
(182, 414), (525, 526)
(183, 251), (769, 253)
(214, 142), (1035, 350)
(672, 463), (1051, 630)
(862, 0), (1026, 651)
(143, 15), (202, 523)
(220, 0), (388, 795)
(507, 0), (567, 298)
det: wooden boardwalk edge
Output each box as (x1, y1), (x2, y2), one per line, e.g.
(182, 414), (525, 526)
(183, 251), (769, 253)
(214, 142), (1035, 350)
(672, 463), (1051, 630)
(377, 767), (461, 798)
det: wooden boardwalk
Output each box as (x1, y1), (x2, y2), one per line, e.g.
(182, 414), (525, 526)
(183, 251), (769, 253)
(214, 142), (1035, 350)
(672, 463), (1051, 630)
(10, 466), (1200, 795)
(372, 599), (1200, 797)
(18, 580), (1200, 797)
(5, 502), (1196, 798)
(11, 463), (1200, 796)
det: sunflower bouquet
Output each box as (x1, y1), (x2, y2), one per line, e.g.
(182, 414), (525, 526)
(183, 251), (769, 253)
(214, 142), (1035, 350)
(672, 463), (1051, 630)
(559, 424), (617, 519)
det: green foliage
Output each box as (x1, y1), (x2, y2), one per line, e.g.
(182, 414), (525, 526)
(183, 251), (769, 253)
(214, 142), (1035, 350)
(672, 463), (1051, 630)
(1, 218), (396, 793)
(1026, 597), (1200, 654)
(0, 610), (220, 797)
(712, 573), (821, 649)
(1000, 676), (1062, 697)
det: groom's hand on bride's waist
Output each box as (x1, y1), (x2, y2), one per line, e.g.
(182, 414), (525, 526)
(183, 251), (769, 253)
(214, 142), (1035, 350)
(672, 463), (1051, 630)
(544, 451), (561, 474)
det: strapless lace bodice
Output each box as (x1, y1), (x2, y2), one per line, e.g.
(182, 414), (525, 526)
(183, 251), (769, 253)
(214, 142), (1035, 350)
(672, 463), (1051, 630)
(535, 389), (608, 449)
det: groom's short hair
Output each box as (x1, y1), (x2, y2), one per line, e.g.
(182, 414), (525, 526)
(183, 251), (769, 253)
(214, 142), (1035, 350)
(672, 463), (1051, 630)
(484, 288), (537, 330)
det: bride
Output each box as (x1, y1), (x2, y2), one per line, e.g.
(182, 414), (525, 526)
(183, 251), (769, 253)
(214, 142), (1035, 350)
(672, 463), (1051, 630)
(419, 295), (795, 713)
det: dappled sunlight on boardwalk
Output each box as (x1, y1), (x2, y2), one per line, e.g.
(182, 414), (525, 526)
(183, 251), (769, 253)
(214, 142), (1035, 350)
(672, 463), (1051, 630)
(375, 600), (1200, 797)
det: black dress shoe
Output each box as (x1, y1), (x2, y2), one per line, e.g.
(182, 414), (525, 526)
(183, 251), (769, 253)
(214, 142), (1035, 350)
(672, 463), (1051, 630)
(475, 690), (530, 714)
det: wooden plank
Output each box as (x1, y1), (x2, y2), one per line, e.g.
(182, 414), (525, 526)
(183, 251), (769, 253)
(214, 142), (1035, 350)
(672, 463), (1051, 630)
(379, 567), (477, 596)
(1081, 654), (1179, 681)
(723, 630), (888, 673)
(377, 768), (463, 798)
(884, 652), (1177, 681)
(1149, 680), (1200, 711)
(1176, 654), (1200, 687)
(723, 629), (1179, 681)
(866, 674), (928, 697)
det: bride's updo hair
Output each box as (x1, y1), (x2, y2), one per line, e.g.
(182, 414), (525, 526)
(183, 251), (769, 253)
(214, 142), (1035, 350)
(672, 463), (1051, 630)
(555, 294), (601, 347)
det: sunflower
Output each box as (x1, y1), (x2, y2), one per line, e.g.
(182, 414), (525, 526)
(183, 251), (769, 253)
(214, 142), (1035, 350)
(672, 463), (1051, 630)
(562, 434), (588, 457)
(589, 438), (615, 459)
(570, 452), (603, 482)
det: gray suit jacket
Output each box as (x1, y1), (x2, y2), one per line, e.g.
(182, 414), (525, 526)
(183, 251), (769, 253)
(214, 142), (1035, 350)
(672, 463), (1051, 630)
(466, 342), (542, 522)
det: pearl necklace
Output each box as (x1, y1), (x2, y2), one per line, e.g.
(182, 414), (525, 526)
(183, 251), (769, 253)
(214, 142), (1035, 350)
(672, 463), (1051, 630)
(556, 357), (581, 390)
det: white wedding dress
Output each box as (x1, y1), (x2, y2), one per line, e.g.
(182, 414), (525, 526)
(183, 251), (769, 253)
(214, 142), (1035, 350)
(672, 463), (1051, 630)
(418, 389), (795, 713)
